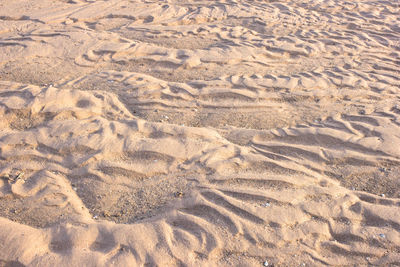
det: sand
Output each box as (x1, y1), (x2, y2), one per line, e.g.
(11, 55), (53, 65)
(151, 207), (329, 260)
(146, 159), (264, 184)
(0, 0), (399, 266)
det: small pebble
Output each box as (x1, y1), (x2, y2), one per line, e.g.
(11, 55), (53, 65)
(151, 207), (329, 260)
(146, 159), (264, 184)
(15, 172), (24, 180)
(174, 191), (184, 198)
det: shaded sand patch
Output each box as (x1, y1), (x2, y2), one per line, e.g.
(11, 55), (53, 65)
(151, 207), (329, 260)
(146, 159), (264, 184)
(69, 173), (194, 223)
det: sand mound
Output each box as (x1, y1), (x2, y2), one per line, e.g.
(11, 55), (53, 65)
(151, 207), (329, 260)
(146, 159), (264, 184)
(0, 0), (399, 266)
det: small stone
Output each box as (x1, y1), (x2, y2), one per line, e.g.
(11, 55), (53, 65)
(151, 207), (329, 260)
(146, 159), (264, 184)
(174, 191), (184, 198)
(103, 211), (111, 217)
(15, 172), (24, 180)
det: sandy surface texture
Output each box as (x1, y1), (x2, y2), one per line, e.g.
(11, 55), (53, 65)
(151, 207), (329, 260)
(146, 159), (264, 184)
(0, 0), (400, 266)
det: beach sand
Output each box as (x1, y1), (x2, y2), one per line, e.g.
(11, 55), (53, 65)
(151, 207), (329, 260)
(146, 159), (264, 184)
(0, 0), (399, 266)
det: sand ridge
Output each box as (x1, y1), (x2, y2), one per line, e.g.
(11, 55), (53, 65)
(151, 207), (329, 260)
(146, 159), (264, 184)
(0, 0), (400, 266)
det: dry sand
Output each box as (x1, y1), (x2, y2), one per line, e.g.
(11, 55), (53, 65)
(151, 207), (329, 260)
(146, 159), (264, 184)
(0, 0), (400, 266)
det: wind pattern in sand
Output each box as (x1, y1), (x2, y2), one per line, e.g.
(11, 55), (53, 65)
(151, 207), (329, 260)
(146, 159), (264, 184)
(0, 0), (400, 266)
